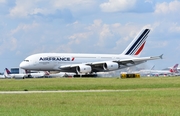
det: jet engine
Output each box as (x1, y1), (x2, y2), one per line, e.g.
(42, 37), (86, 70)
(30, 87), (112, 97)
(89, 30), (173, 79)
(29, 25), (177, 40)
(76, 64), (92, 74)
(103, 61), (119, 71)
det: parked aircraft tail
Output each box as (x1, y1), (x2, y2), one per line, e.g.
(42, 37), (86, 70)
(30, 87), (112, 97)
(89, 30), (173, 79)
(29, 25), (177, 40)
(4, 68), (11, 78)
(150, 65), (155, 70)
(170, 64), (179, 73)
(122, 29), (150, 56)
(44, 71), (50, 75)
(5, 68), (11, 74)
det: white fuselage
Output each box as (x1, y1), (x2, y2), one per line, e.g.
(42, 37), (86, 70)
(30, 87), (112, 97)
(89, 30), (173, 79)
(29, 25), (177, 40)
(0, 75), (5, 78)
(20, 53), (138, 71)
(27, 72), (46, 78)
(5, 74), (27, 79)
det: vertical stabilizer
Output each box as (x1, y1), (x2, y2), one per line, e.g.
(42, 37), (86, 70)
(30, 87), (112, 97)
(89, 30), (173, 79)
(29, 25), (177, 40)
(4, 68), (11, 78)
(122, 29), (150, 56)
(44, 71), (50, 75)
(170, 64), (179, 73)
(150, 65), (155, 70)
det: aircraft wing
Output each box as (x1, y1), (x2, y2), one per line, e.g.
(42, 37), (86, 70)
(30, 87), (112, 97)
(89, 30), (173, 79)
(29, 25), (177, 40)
(59, 54), (163, 72)
(116, 54), (163, 64)
(89, 54), (163, 66)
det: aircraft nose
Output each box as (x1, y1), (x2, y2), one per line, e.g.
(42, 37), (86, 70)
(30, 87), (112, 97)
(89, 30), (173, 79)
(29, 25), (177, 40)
(19, 61), (27, 69)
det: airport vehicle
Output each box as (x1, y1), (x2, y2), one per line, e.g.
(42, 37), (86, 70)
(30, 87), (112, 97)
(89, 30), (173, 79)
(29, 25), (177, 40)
(4, 68), (28, 79)
(121, 73), (140, 78)
(20, 29), (162, 75)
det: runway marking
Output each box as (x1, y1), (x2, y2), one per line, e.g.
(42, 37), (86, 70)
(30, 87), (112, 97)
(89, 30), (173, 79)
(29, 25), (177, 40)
(0, 90), (133, 94)
(1, 88), (178, 94)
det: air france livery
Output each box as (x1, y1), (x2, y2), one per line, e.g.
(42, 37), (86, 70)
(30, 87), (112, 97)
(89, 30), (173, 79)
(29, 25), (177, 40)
(20, 29), (163, 74)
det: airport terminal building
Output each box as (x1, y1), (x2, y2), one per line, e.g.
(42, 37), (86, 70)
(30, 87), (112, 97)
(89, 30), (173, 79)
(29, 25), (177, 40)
(10, 67), (26, 74)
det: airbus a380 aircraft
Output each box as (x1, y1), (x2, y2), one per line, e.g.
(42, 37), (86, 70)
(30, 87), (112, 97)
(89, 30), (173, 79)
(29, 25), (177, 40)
(20, 29), (163, 75)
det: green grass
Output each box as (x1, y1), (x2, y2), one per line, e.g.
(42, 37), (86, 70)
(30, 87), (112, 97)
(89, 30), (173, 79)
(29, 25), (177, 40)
(0, 77), (180, 116)
(0, 77), (180, 91)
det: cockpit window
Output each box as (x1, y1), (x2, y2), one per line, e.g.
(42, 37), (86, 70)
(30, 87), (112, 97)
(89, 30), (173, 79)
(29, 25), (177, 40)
(24, 60), (29, 62)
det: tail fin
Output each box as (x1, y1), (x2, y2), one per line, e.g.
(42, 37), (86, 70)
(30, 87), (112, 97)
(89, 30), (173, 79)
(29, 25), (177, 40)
(4, 68), (11, 78)
(170, 64), (179, 73)
(44, 71), (50, 75)
(150, 65), (155, 70)
(122, 28), (150, 56)
(25, 70), (31, 74)
(25, 70), (28, 74)
(5, 68), (11, 74)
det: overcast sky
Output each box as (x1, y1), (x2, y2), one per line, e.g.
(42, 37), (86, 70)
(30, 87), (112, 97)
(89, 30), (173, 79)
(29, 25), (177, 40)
(0, 0), (180, 72)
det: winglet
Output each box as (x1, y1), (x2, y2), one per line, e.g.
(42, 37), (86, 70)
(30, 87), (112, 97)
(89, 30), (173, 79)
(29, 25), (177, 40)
(159, 54), (163, 59)
(148, 54), (163, 60)
(122, 29), (150, 56)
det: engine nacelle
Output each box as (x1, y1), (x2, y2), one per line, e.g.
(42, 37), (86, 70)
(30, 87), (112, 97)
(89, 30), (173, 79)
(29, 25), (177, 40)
(103, 61), (119, 71)
(76, 64), (92, 74)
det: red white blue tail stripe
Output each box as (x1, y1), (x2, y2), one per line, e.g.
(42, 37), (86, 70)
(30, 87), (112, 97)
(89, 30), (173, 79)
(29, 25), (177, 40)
(122, 29), (150, 56)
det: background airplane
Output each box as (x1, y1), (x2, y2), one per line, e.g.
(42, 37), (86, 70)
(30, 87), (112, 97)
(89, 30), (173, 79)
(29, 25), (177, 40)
(167, 65), (180, 74)
(46, 72), (75, 78)
(24, 70), (74, 78)
(20, 28), (162, 75)
(4, 68), (28, 79)
(26, 70), (50, 78)
(134, 64), (179, 76)
(149, 64), (178, 76)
